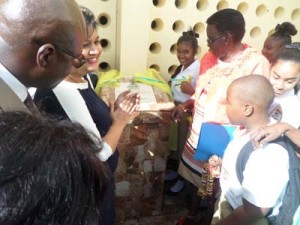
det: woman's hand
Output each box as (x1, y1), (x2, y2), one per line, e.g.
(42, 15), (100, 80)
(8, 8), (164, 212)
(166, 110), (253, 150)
(250, 123), (287, 149)
(102, 91), (140, 154)
(170, 104), (185, 122)
(171, 99), (194, 122)
(111, 91), (140, 127)
(180, 81), (195, 95)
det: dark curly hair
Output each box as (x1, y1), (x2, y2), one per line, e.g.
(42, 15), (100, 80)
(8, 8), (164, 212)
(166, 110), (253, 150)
(171, 28), (199, 78)
(206, 8), (245, 42)
(271, 22), (298, 46)
(177, 28), (199, 52)
(0, 111), (110, 225)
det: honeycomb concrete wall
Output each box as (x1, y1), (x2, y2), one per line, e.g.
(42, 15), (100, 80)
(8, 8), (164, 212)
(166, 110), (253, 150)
(76, 0), (300, 80)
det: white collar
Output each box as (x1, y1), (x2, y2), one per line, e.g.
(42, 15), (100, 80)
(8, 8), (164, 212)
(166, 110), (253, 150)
(181, 59), (199, 72)
(275, 89), (295, 100)
(0, 63), (28, 102)
(58, 79), (89, 90)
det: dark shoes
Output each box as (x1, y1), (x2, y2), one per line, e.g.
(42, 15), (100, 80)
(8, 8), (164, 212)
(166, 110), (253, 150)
(164, 170), (178, 181)
(165, 187), (185, 196)
(165, 180), (185, 196)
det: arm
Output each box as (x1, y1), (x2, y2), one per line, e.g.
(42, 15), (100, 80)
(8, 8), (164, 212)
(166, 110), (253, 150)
(102, 91), (140, 152)
(180, 81), (195, 95)
(170, 98), (194, 122)
(251, 122), (300, 148)
(216, 199), (270, 225)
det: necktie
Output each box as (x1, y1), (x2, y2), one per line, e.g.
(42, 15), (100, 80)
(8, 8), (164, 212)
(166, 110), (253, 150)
(24, 93), (37, 112)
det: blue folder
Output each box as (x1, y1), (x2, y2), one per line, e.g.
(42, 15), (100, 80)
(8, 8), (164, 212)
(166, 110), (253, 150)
(194, 122), (236, 161)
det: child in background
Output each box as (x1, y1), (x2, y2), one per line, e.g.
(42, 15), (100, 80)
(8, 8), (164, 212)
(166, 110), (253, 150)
(262, 22), (297, 64)
(165, 28), (200, 196)
(170, 28), (200, 102)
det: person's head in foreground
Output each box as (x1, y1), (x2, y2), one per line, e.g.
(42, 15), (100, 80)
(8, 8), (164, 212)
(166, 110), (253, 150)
(269, 42), (300, 97)
(226, 75), (275, 129)
(0, 0), (86, 88)
(0, 111), (109, 225)
(262, 22), (297, 63)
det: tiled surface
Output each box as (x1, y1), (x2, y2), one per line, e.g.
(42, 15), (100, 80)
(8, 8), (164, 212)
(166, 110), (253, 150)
(116, 179), (212, 225)
(116, 178), (188, 225)
(115, 158), (213, 225)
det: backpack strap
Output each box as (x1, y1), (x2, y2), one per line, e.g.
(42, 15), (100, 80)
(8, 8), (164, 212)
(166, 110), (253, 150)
(236, 137), (285, 184)
(236, 141), (254, 184)
(268, 136), (300, 225)
(236, 136), (299, 225)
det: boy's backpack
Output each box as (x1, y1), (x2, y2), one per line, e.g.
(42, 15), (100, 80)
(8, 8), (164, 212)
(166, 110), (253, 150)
(236, 136), (300, 225)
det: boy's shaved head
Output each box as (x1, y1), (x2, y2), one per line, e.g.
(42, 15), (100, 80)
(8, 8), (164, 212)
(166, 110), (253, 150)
(228, 75), (275, 111)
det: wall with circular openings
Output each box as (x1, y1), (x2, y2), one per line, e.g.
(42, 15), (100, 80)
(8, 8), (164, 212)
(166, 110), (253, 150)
(151, 18), (164, 31)
(172, 20), (185, 33)
(152, 0), (166, 7)
(76, 0), (300, 81)
(98, 13), (110, 27)
(196, 0), (208, 11)
(217, 0), (229, 10)
(175, 0), (188, 9)
(149, 42), (162, 54)
(237, 2), (248, 14)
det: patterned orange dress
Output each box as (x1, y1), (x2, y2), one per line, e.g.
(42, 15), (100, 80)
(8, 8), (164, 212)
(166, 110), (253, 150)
(178, 47), (270, 189)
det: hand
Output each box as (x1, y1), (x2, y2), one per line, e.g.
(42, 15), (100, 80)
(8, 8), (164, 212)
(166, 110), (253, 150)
(114, 90), (130, 109)
(209, 155), (222, 167)
(170, 104), (185, 122)
(250, 123), (286, 149)
(110, 91), (140, 126)
(180, 81), (195, 95)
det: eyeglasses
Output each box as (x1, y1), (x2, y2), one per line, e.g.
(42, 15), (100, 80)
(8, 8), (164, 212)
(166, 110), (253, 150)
(33, 40), (86, 68)
(207, 34), (226, 46)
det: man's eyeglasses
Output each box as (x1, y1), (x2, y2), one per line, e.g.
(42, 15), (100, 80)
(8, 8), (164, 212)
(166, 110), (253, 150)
(34, 40), (86, 68)
(207, 34), (226, 46)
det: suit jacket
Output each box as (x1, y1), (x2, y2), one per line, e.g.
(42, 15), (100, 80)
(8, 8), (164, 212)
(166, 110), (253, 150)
(0, 77), (29, 112)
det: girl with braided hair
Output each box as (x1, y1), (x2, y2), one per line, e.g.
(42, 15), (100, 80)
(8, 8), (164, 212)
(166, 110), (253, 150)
(170, 28), (200, 102)
(262, 22), (297, 63)
(165, 28), (200, 196)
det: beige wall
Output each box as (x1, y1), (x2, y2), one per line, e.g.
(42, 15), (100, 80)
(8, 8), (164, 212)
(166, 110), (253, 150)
(76, 0), (300, 80)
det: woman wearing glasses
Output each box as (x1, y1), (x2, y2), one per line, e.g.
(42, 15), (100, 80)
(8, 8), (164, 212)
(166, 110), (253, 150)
(172, 9), (270, 225)
(34, 6), (139, 225)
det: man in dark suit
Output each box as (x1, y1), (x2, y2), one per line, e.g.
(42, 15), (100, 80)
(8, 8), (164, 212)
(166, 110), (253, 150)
(0, 0), (86, 112)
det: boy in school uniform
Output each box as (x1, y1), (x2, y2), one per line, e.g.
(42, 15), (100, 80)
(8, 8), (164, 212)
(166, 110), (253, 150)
(212, 75), (289, 225)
